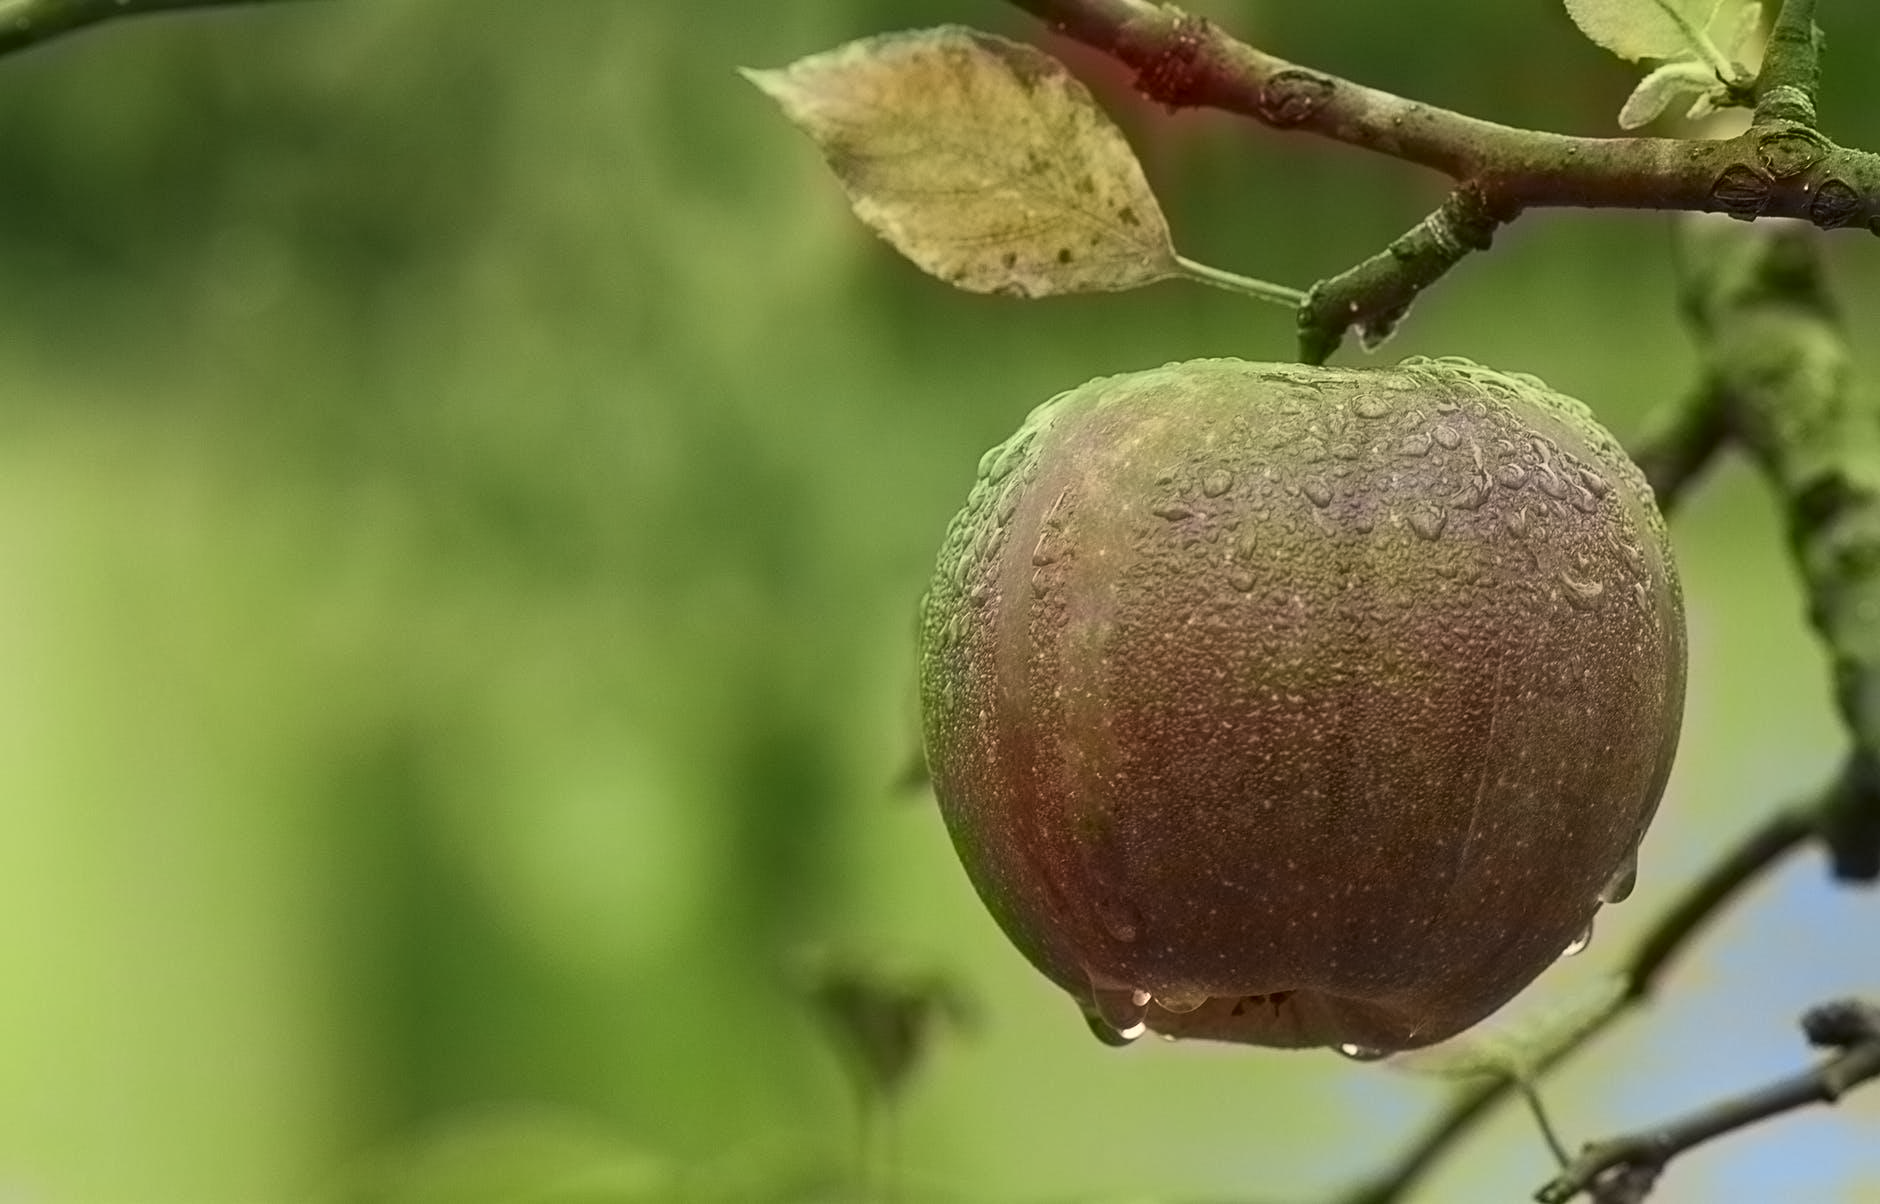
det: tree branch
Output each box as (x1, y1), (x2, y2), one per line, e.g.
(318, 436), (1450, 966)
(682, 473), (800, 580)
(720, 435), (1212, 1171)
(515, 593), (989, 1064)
(1755, 0), (1822, 127)
(1334, 798), (1820, 1204)
(1296, 185), (1514, 365)
(0, 0), (318, 58)
(1005, 0), (1880, 359)
(1674, 217), (1880, 881)
(1626, 386), (1731, 515)
(1535, 999), (1880, 1204)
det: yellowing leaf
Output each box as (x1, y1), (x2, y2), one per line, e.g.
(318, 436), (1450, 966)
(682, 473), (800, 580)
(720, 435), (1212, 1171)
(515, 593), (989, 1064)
(742, 26), (1179, 298)
(1565, 0), (1733, 63)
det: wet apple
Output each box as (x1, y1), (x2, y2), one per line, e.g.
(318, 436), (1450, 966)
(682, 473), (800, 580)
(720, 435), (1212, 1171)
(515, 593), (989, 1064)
(917, 357), (1685, 1053)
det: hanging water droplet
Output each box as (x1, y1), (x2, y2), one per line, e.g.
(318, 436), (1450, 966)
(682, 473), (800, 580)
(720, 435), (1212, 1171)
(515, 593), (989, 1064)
(1152, 987), (1209, 1014)
(1600, 853), (1639, 904)
(1304, 478), (1334, 508)
(1336, 1043), (1390, 1062)
(1087, 981), (1150, 1043)
(1563, 917), (1595, 957)
(1083, 1012), (1141, 1047)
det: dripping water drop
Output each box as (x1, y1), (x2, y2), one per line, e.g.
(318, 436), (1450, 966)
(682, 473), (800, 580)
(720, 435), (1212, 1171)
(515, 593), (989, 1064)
(1336, 1043), (1390, 1062)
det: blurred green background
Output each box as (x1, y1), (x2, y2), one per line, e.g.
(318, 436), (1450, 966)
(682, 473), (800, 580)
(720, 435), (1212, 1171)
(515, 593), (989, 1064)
(0, 1), (1874, 1202)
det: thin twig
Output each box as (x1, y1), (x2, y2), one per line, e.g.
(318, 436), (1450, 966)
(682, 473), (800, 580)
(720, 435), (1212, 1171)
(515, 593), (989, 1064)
(1004, 0), (1861, 358)
(1535, 999), (1880, 1203)
(1296, 185), (1514, 365)
(0, 0), (319, 58)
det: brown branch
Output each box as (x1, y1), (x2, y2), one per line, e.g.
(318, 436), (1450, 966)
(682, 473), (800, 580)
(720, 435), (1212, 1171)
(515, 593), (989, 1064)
(1535, 999), (1880, 1203)
(1005, 0), (1867, 359)
(0, 0), (320, 58)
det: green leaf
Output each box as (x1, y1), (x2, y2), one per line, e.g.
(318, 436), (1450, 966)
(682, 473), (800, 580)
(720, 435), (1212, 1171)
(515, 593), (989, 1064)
(742, 26), (1180, 298)
(795, 949), (975, 1106)
(1564, 0), (1733, 64)
(1617, 59), (1715, 128)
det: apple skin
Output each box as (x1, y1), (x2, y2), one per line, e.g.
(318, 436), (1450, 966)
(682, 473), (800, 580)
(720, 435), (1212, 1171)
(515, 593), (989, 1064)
(917, 357), (1685, 1053)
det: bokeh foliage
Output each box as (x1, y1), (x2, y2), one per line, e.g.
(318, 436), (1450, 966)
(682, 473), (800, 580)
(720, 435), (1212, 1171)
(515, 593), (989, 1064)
(0, 2), (1874, 1202)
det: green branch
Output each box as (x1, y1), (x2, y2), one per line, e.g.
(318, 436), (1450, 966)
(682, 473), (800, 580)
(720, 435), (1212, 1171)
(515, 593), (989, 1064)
(1755, 0), (1821, 126)
(1674, 218), (1880, 881)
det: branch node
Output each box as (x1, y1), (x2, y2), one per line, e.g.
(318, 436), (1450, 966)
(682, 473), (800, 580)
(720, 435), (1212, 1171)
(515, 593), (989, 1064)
(1710, 163), (1773, 220)
(1258, 67), (1336, 127)
(1801, 999), (1880, 1049)
(1819, 753), (1880, 881)
(1755, 125), (1830, 179)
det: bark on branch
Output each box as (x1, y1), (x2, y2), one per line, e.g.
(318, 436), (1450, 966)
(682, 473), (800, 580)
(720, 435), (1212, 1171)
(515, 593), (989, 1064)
(1005, 0), (1868, 360)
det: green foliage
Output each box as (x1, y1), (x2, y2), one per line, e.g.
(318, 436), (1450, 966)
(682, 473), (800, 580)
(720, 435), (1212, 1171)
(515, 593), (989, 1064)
(1566, 0), (1764, 128)
(1564, 0), (1755, 65)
